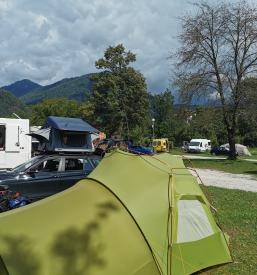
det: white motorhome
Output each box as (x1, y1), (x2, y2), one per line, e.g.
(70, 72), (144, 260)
(187, 139), (211, 153)
(0, 118), (31, 169)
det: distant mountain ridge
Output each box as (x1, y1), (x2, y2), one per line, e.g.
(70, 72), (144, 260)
(3, 73), (96, 105)
(3, 79), (42, 97)
(3, 74), (213, 107)
(22, 73), (95, 104)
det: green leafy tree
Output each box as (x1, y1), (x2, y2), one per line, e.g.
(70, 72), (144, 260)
(91, 44), (149, 140)
(149, 90), (175, 140)
(186, 107), (227, 146)
(238, 77), (257, 146)
(171, 106), (227, 147)
(30, 98), (82, 125)
(0, 89), (29, 118)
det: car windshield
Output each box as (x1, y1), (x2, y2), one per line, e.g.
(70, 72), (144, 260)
(11, 156), (43, 173)
(153, 141), (161, 146)
(189, 142), (200, 146)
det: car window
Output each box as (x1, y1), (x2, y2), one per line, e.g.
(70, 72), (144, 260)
(64, 158), (84, 171)
(12, 156), (44, 173)
(31, 158), (61, 173)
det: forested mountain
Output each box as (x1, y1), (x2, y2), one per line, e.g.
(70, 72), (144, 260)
(21, 73), (95, 104)
(3, 79), (42, 97)
(0, 89), (28, 117)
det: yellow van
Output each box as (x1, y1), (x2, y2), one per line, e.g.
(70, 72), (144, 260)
(152, 138), (170, 153)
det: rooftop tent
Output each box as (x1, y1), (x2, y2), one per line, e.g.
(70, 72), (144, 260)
(0, 151), (232, 275)
(44, 116), (98, 133)
(29, 116), (99, 153)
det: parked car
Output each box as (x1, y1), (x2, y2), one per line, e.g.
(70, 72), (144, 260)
(210, 146), (230, 156)
(128, 144), (153, 155)
(94, 139), (153, 155)
(0, 154), (101, 201)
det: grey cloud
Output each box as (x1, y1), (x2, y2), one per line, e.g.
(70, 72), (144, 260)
(0, 0), (248, 92)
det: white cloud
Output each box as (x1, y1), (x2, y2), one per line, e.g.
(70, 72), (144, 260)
(0, 0), (250, 92)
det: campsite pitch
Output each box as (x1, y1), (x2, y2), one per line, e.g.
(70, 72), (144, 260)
(198, 186), (257, 275)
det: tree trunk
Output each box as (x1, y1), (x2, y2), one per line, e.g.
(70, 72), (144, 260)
(228, 128), (237, 160)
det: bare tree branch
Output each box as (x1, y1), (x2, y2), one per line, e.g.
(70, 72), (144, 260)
(172, 1), (257, 159)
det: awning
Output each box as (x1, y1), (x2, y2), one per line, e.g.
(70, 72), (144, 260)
(27, 128), (50, 142)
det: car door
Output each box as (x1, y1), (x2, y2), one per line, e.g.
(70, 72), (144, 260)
(16, 156), (62, 200)
(57, 157), (94, 193)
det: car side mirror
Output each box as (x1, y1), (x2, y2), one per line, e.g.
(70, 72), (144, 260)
(26, 170), (38, 177)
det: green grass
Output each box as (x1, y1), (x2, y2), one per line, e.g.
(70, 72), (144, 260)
(241, 147), (257, 160)
(198, 186), (257, 274)
(248, 147), (257, 159)
(170, 147), (185, 155)
(184, 158), (257, 176)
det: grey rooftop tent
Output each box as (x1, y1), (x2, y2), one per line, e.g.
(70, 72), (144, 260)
(29, 116), (99, 153)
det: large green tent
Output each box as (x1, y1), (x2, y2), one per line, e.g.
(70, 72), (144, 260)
(0, 150), (231, 275)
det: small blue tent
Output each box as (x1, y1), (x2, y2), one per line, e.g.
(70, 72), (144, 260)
(29, 116), (99, 153)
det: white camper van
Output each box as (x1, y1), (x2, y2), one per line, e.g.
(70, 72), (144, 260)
(187, 139), (211, 153)
(0, 118), (31, 169)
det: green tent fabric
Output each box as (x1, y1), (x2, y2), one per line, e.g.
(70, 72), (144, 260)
(0, 150), (232, 275)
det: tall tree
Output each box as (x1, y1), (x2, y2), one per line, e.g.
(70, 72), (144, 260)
(30, 98), (82, 125)
(238, 77), (257, 146)
(91, 44), (149, 139)
(149, 90), (175, 140)
(174, 1), (257, 159)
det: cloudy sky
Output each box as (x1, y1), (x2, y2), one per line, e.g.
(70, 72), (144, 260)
(0, 0), (252, 92)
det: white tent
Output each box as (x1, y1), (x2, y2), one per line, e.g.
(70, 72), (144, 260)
(221, 143), (251, 156)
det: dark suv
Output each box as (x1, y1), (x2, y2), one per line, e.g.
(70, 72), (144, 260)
(210, 146), (230, 156)
(0, 154), (101, 201)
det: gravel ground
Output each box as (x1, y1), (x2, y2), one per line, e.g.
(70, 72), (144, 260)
(182, 155), (257, 162)
(183, 155), (226, 160)
(190, 168), (257, 192)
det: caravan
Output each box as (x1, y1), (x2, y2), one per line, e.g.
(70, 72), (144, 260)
(0, 118), (31, 169)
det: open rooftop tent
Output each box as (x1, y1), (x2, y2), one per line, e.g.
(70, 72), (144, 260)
(28, 116), (99, 153)
(43, 116), (99, 133)
(0, 150), (231, 275)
